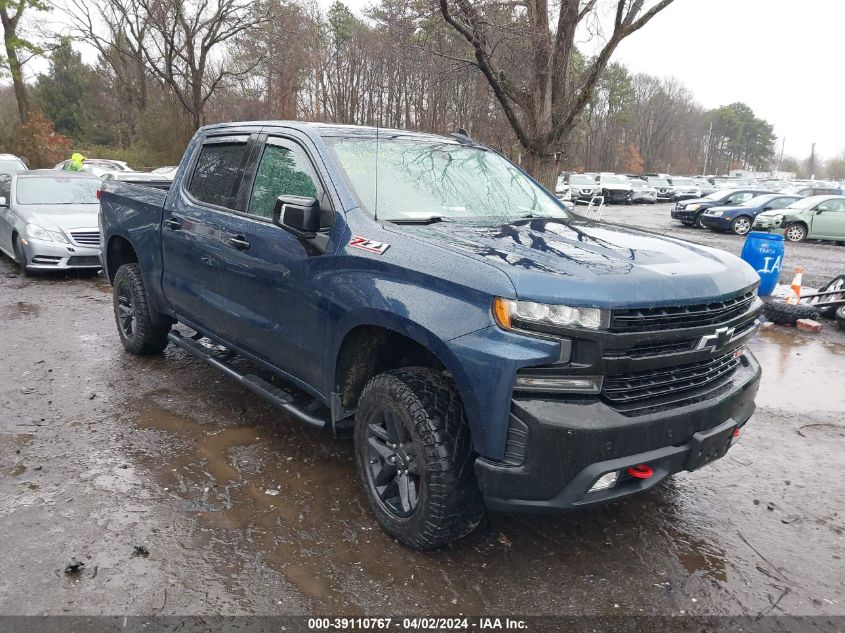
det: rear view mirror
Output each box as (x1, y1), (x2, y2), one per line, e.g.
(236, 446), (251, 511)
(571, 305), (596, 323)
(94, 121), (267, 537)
(273, 195), (321, 238)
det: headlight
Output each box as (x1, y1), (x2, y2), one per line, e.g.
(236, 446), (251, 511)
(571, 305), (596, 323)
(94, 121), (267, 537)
(26, 224), (53, 241)
(686, 204), (702, 211)
(50, 230), (69, 243)
(493, 297), (606, 331)
(708, 210), (724, 217)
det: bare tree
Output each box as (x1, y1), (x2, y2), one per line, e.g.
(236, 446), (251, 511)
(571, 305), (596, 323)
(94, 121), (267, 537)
(437, 0), (676, 186)
(1, 0), (47, 122)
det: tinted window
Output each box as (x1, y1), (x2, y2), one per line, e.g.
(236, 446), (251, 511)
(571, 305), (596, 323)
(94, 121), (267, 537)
(248, 143), (320, 219)
(188, 141), (248, 209)
(15, 177), (100, 205)
(0, 173), (11, 200)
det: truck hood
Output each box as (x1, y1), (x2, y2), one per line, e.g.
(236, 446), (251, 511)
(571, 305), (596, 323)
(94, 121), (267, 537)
(391, 217), (758, 308)
(20, 204), (100, 230)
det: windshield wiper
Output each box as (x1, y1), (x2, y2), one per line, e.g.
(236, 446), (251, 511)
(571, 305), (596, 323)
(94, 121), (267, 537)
(386, 215), (455, 225)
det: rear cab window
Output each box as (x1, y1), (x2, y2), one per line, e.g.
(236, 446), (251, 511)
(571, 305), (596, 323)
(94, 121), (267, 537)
(187, 138), (250, 210)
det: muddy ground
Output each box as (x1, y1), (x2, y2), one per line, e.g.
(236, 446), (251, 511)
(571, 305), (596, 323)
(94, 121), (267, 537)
(0, 211), (844, 618)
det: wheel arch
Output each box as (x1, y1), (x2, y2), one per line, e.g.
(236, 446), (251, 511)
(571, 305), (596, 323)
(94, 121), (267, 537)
(105, 234), (139, 283)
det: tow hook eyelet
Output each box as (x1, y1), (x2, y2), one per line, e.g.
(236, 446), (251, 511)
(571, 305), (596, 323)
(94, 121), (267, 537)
(626, 463), (654, 479)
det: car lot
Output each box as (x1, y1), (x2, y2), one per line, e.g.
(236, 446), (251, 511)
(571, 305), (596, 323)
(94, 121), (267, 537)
(0, 210), (843, 618)
(594, 202), (845, 289)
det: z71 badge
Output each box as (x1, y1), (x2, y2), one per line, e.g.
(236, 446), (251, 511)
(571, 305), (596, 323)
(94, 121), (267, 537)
(349, 236), (390, 254)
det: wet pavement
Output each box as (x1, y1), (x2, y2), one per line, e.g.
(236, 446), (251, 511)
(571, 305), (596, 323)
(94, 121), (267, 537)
(0, 247), (843, 618)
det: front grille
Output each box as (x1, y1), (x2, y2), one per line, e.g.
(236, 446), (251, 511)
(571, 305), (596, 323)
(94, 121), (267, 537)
(67, 256), (101, 266)
(70, 230), (100, 247)
(609, 291), (756, 333)
(603, 351), (741, 406)
(605, 338), (697, 359)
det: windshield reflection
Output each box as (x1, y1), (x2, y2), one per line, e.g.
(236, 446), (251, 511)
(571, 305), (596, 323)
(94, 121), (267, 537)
(326, 137), (568, 223)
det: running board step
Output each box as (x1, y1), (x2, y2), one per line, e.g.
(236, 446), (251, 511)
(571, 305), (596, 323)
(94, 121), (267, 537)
(167, 331), (327, 430)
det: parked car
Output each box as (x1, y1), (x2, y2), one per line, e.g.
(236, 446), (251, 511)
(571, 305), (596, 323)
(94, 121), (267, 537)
(595, 173), (633, 204)
(753, 195), (845, 242)
(668, 177), (701, 201)
(55, 158), (133, 177)
(0, 153), (27, 175)
(699, 194), (801, 235)
(779, 184), (842, 197)
(671, 188), (771, 228)
(712, 178), (738, 190)
(101, 171), (172, 189)
(99, 121), (763, 549)
(0, 172), (102, 274)
(643, 176), (675, 201)
(692, 177), (716, 196)
(151, 166), (179, 179)
(556, 173), (599, 204)
(627, 177), (657, 203)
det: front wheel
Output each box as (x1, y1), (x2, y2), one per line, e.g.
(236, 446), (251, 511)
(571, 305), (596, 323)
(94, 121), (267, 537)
(112, 263), (170, 355)
(784, 223), (807, 242)
(694, 213), (706, 229)
(354, 368), (484, 550)
(730, 215), (753, 235)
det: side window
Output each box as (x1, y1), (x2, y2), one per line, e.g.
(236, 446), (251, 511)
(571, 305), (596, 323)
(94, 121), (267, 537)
(247, 143), (320, 220)
(730, 192), (753, 204)
(188, 141), (249, 209)
(0, 174), (10, 201)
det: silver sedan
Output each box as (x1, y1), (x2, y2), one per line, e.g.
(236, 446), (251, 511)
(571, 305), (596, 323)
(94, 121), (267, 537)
(0, 171), (102, 275)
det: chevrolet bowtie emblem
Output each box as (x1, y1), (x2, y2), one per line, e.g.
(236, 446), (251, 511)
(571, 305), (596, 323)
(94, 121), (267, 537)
(697, 326), (736, 352)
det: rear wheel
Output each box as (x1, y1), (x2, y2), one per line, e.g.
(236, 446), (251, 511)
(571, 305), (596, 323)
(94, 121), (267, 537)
(730, 215), (753, 235)
(784, 223), (807, 242)
(354, 368), (484, 550)
(836, 305), (845, 331)
(113, 263), (170, 355)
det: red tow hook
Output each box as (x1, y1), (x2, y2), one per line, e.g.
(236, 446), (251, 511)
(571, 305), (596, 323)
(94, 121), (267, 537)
(626, 463), (654, 479)
(733, 427), (741, 438)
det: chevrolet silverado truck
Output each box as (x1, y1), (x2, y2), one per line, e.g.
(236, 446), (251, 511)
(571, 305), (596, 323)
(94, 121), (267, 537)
(99, 122), (763, 549)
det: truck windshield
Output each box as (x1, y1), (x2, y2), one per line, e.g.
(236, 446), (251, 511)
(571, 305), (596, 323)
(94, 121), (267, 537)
(16, 177), (100, 205)
(326, 137), (568, 222)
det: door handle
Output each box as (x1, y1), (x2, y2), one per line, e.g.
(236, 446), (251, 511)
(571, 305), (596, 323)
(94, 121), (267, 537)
(226, 235), (250, 250)
(164, 217), (182, 230)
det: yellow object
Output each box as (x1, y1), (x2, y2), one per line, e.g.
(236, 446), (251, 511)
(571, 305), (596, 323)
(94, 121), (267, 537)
(67, 153), (87, 171)
(492, 297), (512, 330)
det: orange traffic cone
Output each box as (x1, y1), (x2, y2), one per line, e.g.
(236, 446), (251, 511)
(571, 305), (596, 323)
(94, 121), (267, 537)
(787, 267), (803, 304)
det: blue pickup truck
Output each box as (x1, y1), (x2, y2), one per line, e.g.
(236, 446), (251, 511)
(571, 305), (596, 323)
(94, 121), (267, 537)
(99, 122), (763, 549)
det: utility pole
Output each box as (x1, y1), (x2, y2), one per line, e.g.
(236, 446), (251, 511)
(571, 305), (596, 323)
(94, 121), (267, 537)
(777, 137), (785, 172)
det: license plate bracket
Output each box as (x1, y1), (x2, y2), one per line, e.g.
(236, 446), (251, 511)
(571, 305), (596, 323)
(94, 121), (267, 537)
(685, 419), (737, 471)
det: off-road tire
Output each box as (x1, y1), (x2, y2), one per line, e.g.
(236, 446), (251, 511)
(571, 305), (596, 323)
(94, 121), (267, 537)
(730, 215), (753, 235)
(784, 223), (807, 242)
(836, 305), (845, 331)
(763, 300), (819, 325)
(113, 263), (170, 355)
(354, 367), (484, 550)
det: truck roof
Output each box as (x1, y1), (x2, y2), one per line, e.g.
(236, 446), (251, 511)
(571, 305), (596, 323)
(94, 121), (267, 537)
(198, 121), (466, 143)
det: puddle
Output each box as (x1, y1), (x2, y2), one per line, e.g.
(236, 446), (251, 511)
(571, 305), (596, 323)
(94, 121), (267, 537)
(752, 329), (844, 415)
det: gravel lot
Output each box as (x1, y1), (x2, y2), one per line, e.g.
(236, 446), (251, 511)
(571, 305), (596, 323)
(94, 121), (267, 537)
(0, 217), (843, 621)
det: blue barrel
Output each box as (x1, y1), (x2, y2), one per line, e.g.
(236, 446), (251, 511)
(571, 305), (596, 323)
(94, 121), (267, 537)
(741, 231), (784, 296)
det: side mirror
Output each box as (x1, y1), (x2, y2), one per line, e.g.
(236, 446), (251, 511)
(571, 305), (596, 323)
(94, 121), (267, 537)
(273, 195), (321, 238)
(762, 206), (772, 211)
(816, 207), (826, 214)
(0, 196), (8, 207)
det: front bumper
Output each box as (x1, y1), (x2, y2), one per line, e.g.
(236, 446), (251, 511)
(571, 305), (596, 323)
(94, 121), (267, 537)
(632, 192), (657, 203)
(476, 349), (761, 512)
(600, 189), (632, 204)
(753, 216), (784, 230)
(671, 207), (700, 223)
(20, 237), (101, 270)
(699, 214), (732, 230)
